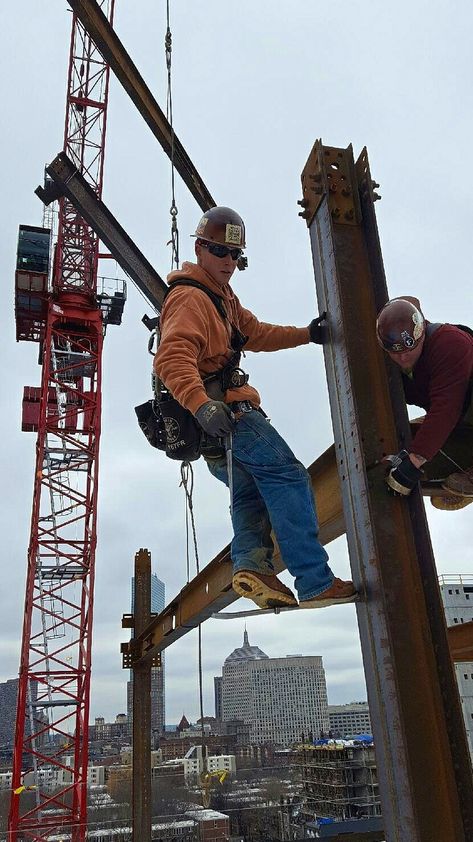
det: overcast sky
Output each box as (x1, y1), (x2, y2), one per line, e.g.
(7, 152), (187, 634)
(1, 0), (472, 729)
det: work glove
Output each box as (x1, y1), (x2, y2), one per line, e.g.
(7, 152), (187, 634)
(385, 449), (423, 496)
(195, 401), (235, 438)
(308, 312), (327, 344)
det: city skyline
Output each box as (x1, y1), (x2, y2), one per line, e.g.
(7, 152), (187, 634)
(1, 0), (472, 727)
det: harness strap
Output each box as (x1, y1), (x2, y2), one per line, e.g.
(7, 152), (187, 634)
(162, 278), (249, 396)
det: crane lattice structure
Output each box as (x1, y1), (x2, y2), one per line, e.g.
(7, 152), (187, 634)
(9, 3), (125, 840)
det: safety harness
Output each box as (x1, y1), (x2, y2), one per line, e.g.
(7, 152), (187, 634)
(135, 279), (249, 461)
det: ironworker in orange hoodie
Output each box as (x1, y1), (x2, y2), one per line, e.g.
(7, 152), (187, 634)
(155, 207), (356, 611)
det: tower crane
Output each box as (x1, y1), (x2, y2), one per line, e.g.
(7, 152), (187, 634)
(9, 3), (125, 839)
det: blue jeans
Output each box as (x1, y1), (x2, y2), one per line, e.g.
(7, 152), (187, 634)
(205, 409), (334, 601)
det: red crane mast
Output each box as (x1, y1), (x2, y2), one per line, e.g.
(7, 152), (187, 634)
(10, 3), (123, 839)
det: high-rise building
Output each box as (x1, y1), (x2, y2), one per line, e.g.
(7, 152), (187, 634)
(0, 678), (40, 751)
(328, 702), (372, 738)
(221, 631), (329, 746)
(127, 572), (166, 739)
(214, 676), (222, 721)
(438, 574), (473, 760)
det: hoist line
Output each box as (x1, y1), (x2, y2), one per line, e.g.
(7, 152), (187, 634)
(179, 460), (206, 766)
(165, 0), (179, 270)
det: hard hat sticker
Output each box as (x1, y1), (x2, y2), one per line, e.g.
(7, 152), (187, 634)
(225, 224), (242, 245)
(400, 330), (414, 348)
(412, 312), (423, 340)
(196, 217), (208, 235)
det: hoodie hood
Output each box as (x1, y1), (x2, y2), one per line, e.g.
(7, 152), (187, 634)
(167, 261), (239, 323)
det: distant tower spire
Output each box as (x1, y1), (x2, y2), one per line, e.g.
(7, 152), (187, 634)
(243, 627), (249, 646)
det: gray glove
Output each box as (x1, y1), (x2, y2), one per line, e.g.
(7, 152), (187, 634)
(308, 311), (327, 344)
(195, 401), (235, 438)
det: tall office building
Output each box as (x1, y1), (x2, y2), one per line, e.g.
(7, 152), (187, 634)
(127, 572), (166, 739)
(221, 631), (329, 746)
(0, 678), (42, 753)
(214, 676), (222, 721)
(328, 702), (372, 738)
(438, 574), (473, 760)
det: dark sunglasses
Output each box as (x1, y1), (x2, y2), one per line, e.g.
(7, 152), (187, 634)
(199, 241), (243, 261)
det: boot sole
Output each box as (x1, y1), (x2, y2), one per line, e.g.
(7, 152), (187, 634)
(432, 494), (473, 511)
(299, 593), (358, 609)
(441, 483), (473, 499)
(232, 571), (298, 609)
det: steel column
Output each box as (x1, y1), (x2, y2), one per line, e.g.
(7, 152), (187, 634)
(131, 549), (152, 842)
(300, 140), (473, 842)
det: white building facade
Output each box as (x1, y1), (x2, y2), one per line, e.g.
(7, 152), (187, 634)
(328, 702), (372, 738)
(221, 632), (329, 746)
(438, 574), (473, 761)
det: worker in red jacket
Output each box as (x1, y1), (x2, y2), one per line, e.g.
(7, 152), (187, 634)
(376, 297), (473, 498)
(155, 206), (356, 611)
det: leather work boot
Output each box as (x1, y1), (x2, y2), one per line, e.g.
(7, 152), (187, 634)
(232, 570), (298, 609)
(299, 577), (357, 609)
(431, 494), (472, 511)
(442, 468), (473, 498)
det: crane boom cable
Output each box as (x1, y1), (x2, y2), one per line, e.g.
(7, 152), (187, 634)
(165, 0), (179, 269)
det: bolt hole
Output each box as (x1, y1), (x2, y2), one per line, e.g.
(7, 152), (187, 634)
(342, 475), (346, 480)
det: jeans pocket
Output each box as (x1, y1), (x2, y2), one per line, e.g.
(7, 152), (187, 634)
(235, 419), (291, 468)
(205, 455), (228, 483)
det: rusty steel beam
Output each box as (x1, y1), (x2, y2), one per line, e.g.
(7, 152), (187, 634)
(67, 0), (216, 211)
(299, 140), (473, 842)
(131, 549), (152, 842)
(120, 425), (470, 667)
(448, 621), (473, 662)
(38, 151), (168, 310)
(122, 443), (344, 662)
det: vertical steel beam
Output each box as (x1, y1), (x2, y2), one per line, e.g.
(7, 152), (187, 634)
(132, 549), (152, 842)
(300, 141), (473, 842)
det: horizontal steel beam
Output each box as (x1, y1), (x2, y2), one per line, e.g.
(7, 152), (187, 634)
(37, 151), (167, 311)
(448, 620), (473, 662)
(122, 443), (344, 664)
(122, 419), (471, 668)
(68, 0), (216, 210)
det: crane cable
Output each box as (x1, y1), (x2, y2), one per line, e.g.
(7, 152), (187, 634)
(165, 3), (205, 783)
(165, 1), (179, 270)
(179, 462), (206, 768)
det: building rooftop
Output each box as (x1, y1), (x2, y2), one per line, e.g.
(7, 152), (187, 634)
(225, 630), (269, 663)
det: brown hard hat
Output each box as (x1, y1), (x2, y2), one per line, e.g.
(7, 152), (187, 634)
(376, 297), (425, 353)
(194, 206), (246, 248)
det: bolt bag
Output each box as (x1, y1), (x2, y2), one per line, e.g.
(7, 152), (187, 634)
(134, 395), (203, 462)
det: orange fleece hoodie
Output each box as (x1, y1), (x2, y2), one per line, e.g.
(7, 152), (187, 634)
(154, 262), (310, 415)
